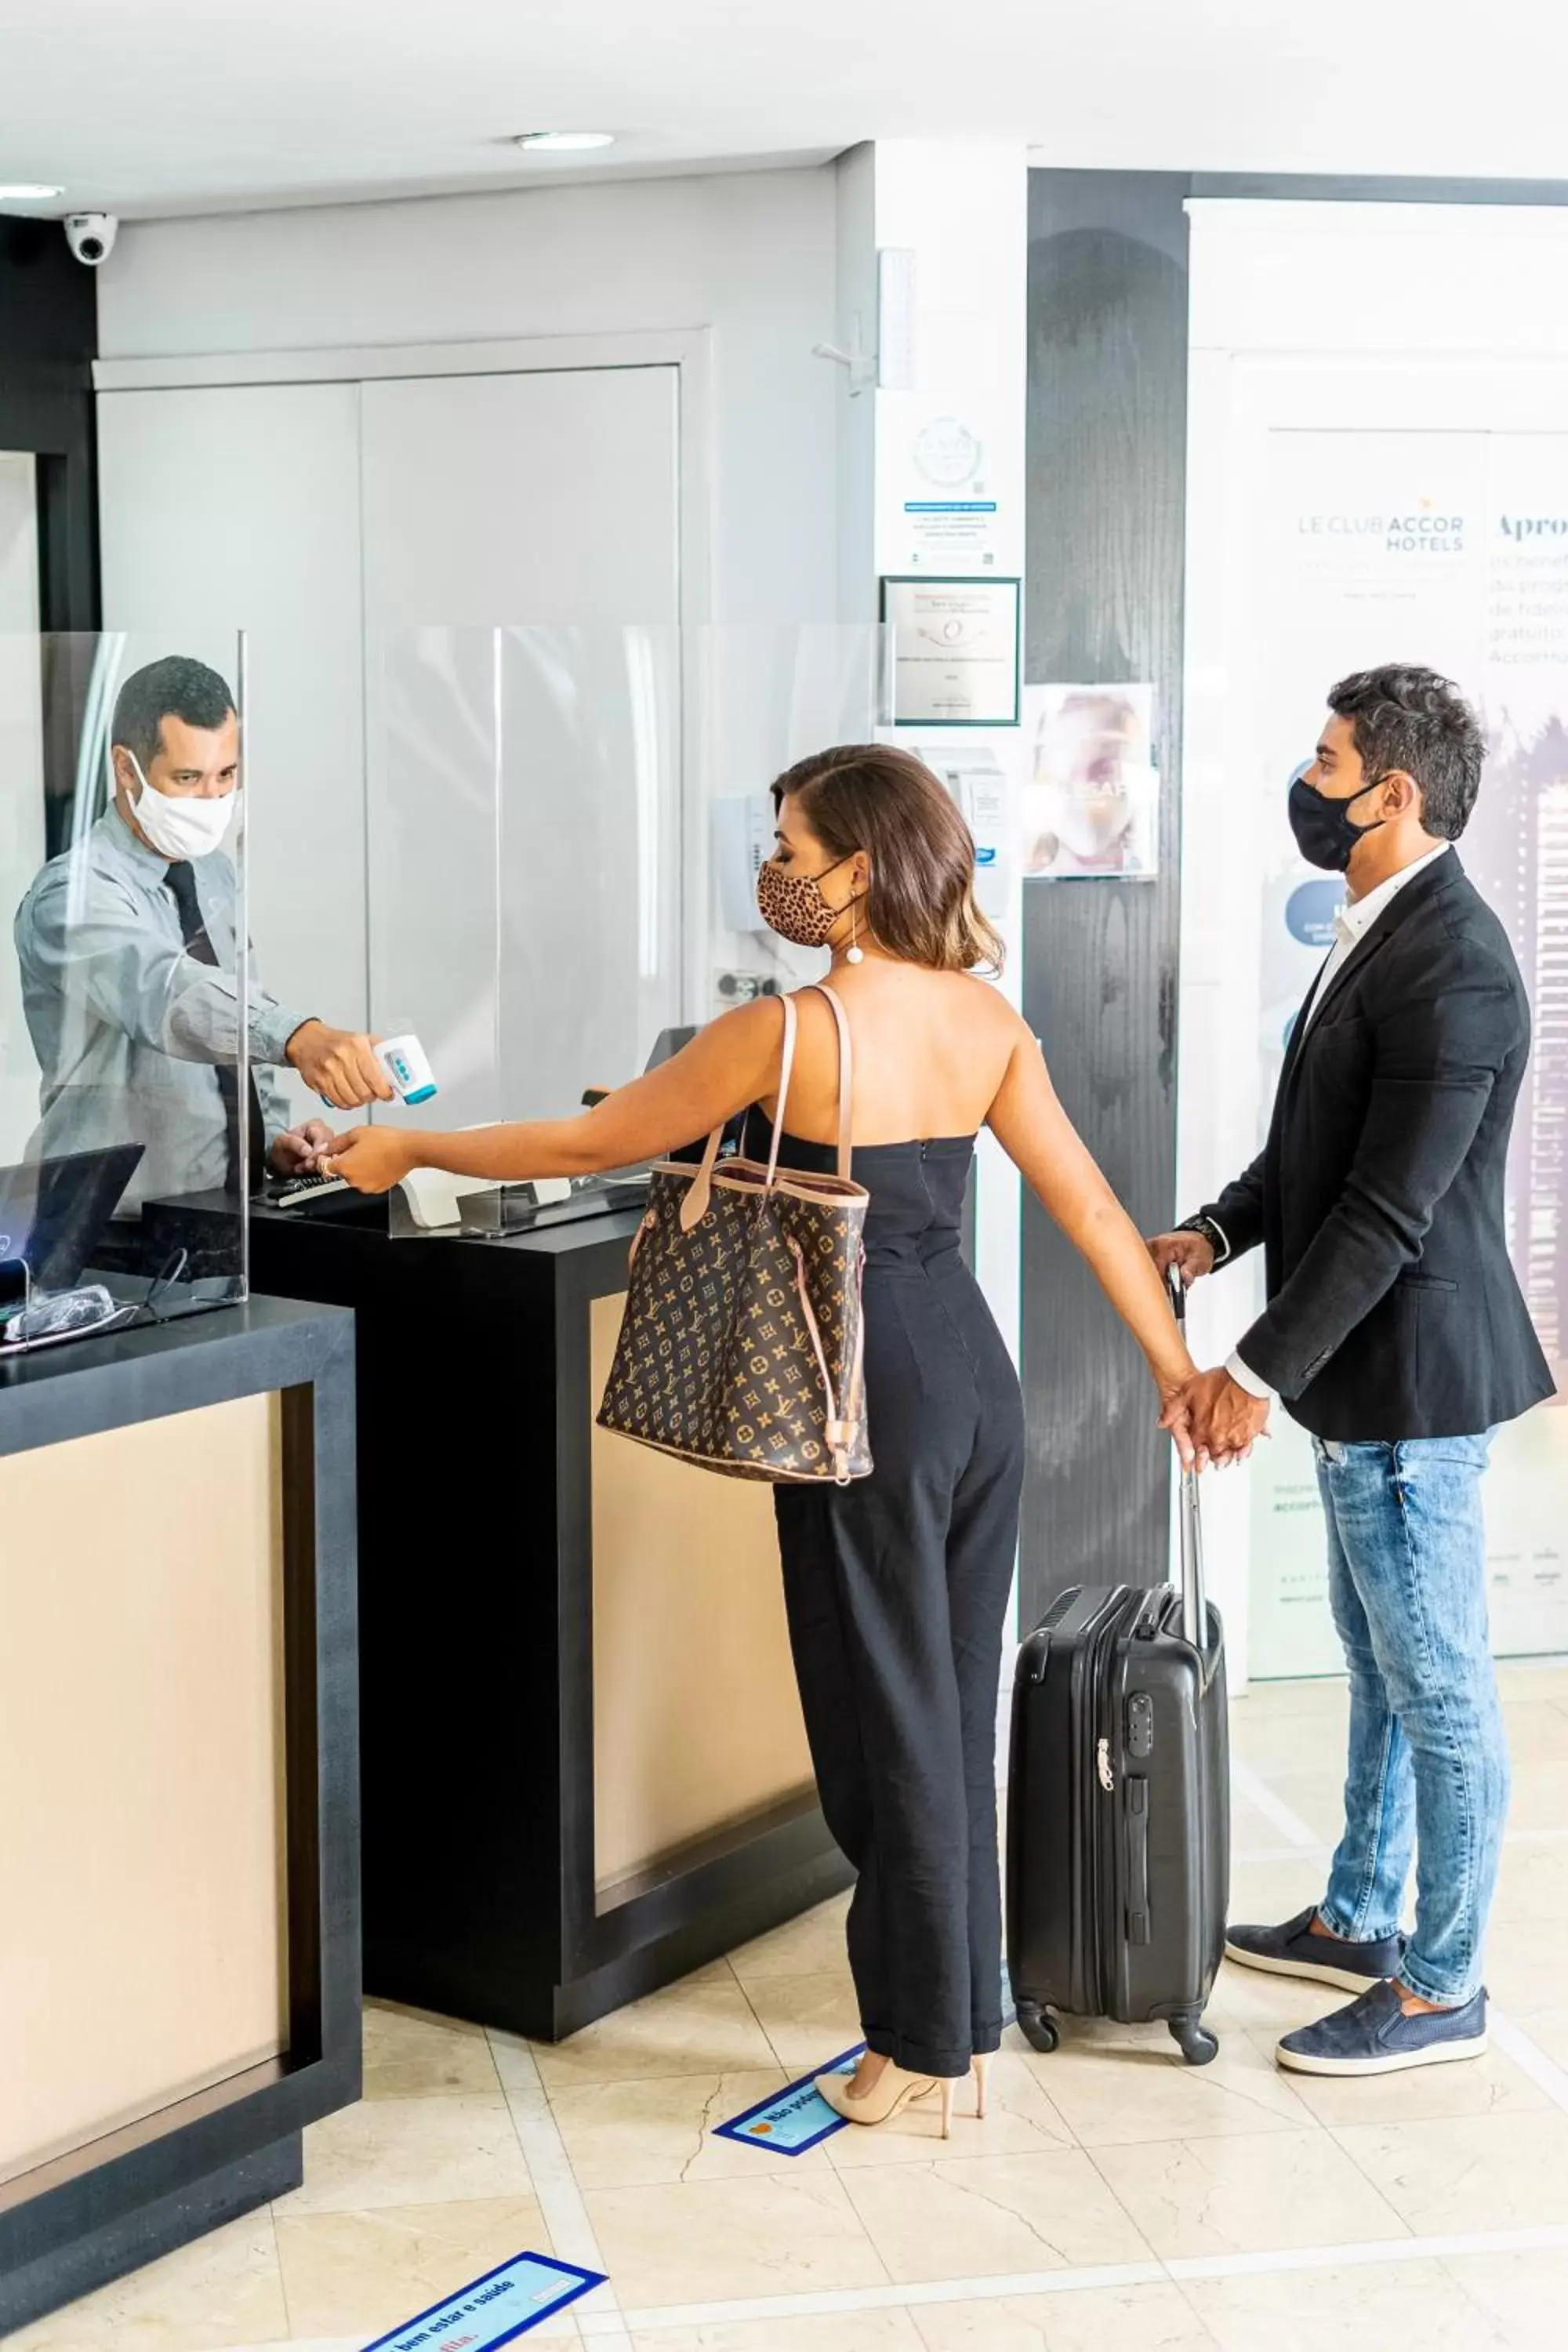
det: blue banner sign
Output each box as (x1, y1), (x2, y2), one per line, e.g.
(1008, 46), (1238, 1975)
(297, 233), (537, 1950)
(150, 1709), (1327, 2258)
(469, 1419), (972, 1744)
(712, 2045), (864, 2155)
(359, 2252), (605, 2352)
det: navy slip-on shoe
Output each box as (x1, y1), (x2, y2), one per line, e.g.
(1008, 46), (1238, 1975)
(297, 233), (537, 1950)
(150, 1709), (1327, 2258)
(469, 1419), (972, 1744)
(1276, 1980), (1489, 2077)
(1225, 1905), (1405, 1994)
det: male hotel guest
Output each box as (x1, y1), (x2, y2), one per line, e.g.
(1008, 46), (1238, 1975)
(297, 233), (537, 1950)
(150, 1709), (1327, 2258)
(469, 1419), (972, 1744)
(16, 655), (391, 1222)
(1153, 665), (1553, 2080)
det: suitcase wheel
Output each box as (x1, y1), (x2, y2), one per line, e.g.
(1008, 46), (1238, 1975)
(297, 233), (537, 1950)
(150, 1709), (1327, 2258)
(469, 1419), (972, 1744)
(1015, 2000), (1060, 2056)
(1168, 2013), (1218, 2067)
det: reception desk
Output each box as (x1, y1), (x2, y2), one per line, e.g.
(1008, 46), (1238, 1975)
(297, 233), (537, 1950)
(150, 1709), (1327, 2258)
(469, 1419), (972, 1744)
(0, 1298), (361, 2336)
(249, 1197), (852, 2040)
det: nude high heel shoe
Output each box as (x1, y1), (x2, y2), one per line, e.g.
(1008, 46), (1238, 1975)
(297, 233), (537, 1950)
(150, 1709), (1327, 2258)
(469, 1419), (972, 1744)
(936, 2053), (990, 2137)
(815, 2057), (938, 2128)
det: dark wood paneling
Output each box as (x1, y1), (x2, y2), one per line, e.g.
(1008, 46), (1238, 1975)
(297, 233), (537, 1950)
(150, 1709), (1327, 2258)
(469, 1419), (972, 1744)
(1018, 173), (1189, 1627)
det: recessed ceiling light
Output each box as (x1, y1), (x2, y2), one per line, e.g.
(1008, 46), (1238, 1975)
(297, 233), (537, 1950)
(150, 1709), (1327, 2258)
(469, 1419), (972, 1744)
(0, 183), (65, 201)
(512, 131), (615, 153)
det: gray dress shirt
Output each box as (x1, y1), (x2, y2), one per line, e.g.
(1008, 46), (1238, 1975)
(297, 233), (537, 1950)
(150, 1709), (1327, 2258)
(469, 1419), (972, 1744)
(13, 807), (309, 1214)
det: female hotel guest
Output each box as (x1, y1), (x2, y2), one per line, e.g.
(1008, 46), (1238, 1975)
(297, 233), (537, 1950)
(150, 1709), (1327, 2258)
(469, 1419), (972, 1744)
(326, 743), (1198, 2132)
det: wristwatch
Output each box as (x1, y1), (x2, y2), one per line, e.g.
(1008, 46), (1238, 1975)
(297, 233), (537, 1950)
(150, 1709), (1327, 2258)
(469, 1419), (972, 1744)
(1177, 1213), (1230, 1267)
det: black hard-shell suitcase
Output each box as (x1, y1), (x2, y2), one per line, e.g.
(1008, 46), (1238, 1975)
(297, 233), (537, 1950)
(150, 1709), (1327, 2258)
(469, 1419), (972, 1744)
(1005, 1277), (1230, 2065)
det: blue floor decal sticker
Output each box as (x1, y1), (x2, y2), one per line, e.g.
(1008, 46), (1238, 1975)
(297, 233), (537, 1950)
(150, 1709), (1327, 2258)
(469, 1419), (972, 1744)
(712, 2043), (865, 2154)
(358, 2252), (605, 2352)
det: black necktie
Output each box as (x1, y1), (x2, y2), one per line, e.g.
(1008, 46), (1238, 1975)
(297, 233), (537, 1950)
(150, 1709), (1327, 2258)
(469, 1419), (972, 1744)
(164, 859), (267, 1194)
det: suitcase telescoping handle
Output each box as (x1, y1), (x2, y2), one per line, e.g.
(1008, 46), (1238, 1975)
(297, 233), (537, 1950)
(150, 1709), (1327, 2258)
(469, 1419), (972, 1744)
(1166, 1265), (1210, 1654)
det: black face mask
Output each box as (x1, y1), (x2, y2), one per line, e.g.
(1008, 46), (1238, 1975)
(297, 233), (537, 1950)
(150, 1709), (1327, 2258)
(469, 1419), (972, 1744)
(1287, 771), (1385, 873)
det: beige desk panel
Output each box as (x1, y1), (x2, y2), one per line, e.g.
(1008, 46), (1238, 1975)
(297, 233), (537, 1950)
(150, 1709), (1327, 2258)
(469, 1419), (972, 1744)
(590, 1294), (815, 1896)
(0, 1393), (290, 2184)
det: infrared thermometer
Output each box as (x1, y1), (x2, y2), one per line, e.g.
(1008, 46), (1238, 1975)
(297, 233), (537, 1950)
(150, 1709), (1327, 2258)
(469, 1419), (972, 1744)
(374, 1033), (437, 1105)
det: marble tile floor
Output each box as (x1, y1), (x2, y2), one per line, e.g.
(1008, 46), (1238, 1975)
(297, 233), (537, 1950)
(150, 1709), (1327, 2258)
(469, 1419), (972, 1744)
(15, 1661), (1568, 2352)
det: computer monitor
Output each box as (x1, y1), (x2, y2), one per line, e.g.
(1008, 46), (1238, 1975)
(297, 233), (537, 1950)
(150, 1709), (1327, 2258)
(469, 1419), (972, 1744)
(582, 1027), (699, 1115)
(643, 1025), (699, 1073)
(0, 1145), (146, 1301)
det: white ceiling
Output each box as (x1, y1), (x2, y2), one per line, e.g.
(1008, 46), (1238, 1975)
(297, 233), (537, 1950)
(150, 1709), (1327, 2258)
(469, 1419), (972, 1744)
(3, 0), (1566, 221)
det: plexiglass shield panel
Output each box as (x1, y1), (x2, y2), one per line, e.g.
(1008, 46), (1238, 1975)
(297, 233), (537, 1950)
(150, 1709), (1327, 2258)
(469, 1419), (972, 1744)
(1, 630), (250, 1341)
(373, 625), (891, 1237)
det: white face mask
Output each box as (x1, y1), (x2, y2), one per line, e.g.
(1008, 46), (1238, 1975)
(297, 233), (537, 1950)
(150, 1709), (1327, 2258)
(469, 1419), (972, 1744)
(127, 752), (238, 862)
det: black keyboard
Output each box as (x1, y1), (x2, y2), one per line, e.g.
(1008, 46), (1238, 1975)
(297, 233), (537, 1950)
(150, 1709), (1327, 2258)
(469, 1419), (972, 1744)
(270, 1171), (353, 1210)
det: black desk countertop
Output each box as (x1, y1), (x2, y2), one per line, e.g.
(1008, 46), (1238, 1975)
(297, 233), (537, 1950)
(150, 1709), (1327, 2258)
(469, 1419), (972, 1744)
(0, 1294), (354, 1454)
(246, 1192), (648, 1324)
(252, 1190), (645, 1254)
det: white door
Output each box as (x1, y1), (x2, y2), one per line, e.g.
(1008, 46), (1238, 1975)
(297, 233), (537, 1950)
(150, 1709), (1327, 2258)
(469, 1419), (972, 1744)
(359, 366), (683, 1129)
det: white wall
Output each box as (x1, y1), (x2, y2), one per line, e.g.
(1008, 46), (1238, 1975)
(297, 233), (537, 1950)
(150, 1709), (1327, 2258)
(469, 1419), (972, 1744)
(832, 145), (878, 628)
(96, 169), (840, 630)
(95, 165), (845, 1111)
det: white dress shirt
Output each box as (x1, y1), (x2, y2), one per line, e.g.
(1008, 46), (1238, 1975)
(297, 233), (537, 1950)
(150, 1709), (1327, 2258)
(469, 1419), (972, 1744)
(1224, 845), (1451, 1403)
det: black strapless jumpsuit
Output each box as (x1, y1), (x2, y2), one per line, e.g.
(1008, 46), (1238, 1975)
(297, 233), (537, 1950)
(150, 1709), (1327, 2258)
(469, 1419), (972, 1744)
(755, 1120), (1026, 2081)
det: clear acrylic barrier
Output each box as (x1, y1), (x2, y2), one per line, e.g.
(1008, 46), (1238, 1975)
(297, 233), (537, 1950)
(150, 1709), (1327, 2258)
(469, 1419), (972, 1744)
(373, 625), (891, 1236)
(2, 630), (252, 1338)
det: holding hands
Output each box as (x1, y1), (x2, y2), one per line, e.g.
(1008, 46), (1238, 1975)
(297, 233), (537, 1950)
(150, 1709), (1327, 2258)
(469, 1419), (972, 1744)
(1147, 1228), (1272, 1470)
(1161, 1366), (1271, 1469)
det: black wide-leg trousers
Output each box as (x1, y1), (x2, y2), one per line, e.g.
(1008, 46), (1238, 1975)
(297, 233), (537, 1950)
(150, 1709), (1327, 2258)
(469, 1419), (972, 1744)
(774, 1254), (1025, 2081)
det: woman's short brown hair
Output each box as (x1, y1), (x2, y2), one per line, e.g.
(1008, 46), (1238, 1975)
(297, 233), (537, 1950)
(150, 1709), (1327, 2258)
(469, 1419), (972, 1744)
(771, 742), (1004, 975)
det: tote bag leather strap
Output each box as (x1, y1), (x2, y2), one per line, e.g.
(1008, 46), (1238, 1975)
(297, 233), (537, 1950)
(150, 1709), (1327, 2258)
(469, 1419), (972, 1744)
(678, 982), (852, 1230)
(764, 993), (799, 1186)
(679, 993), (799, 1230)
(809, 980), (854, 1181)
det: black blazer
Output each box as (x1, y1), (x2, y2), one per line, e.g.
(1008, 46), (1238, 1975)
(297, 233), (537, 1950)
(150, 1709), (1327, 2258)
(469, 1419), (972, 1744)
(1200, 848), (1554, 1441)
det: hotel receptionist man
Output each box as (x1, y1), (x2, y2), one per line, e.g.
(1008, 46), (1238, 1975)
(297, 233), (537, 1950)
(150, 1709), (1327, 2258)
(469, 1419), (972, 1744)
(14, 655), (393, 1222)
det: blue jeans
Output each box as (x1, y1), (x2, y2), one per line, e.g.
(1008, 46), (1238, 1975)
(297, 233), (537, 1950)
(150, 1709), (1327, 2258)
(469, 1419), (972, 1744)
(1315, 1432), (1508, 2005)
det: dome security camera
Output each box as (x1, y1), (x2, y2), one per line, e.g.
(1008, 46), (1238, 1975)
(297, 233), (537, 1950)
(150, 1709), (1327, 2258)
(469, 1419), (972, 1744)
(64, 213), (118, 267)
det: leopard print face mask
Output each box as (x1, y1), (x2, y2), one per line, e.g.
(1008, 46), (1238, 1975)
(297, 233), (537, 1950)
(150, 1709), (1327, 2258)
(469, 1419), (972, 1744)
(756, 851), (860, 947)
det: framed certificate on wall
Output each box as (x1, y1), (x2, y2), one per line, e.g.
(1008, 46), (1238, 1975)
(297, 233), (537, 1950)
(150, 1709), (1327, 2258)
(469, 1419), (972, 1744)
(880, 576), (1021, 727)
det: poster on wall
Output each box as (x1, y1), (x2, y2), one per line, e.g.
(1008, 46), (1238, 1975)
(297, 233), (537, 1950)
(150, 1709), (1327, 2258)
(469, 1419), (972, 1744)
(1020, 684), (1159, 879)
(1243, 426), (1568, 1673)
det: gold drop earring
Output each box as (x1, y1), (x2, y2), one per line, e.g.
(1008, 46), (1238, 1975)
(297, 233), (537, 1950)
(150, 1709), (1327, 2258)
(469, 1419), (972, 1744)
(845, 895), (864, 964)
